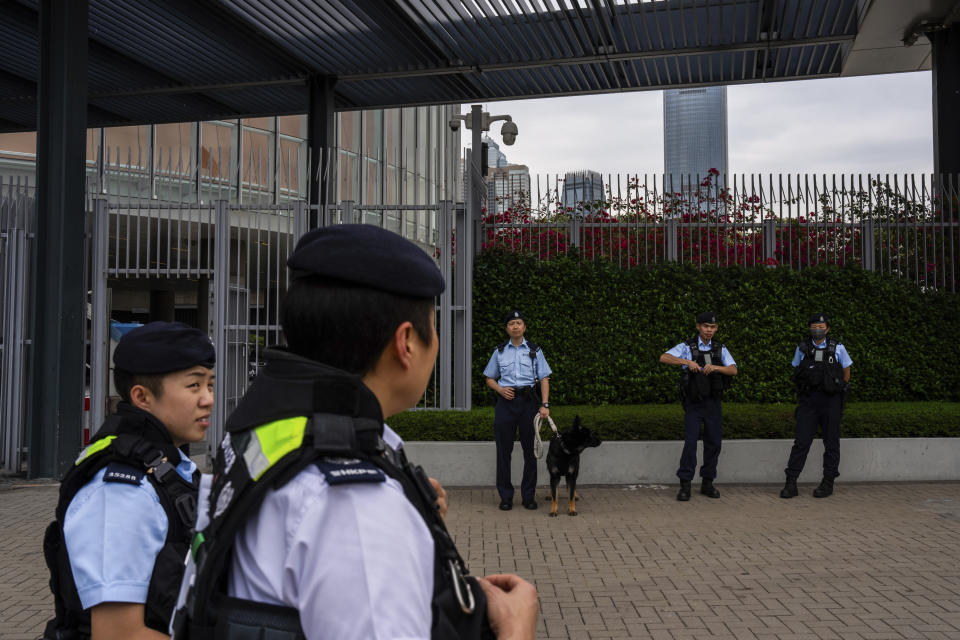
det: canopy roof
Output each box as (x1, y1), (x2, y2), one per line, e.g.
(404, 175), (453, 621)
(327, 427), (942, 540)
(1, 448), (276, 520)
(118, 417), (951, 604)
(0, 0), (949, 132)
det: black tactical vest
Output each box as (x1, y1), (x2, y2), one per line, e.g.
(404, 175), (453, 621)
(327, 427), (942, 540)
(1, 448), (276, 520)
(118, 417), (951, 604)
(681, 337), (732, 402)
(42, 405), (198, 640)
(795, 338), (844, 394)
(171, 350), (491, 640)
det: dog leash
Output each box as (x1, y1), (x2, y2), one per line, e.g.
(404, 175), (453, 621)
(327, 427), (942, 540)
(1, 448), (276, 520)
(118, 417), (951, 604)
(533, 414), (558, 459)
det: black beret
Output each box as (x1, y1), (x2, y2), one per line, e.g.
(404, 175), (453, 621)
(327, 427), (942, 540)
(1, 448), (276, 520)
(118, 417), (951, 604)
(113, 322), (215, 374)
(504, 310), (525, 324)
(287, 224), (444, 298)
(809, 312), (829, 325)
(696, 311), (717, 324)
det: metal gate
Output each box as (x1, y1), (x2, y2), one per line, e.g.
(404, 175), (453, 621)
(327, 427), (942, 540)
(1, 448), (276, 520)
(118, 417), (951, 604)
(0, 180), (34, 472)
(0, 184), (469, 473)
(86, 198), (470, 458)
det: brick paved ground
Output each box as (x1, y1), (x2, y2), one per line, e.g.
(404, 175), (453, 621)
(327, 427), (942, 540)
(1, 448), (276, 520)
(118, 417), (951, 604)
(2, 480), (959, 639)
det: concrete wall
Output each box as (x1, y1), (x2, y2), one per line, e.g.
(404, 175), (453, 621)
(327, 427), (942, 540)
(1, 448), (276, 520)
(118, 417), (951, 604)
(401, 438), (960, 487)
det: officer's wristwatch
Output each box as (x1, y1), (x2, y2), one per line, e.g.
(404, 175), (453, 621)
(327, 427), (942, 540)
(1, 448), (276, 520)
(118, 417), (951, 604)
(541, 402), (550, 408)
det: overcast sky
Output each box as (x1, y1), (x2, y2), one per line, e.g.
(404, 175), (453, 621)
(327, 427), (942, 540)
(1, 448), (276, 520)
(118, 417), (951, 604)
(462, 71), (933, 180)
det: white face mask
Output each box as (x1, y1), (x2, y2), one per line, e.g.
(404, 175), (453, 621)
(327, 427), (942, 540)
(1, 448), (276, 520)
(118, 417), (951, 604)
(810, 328), (827, 341)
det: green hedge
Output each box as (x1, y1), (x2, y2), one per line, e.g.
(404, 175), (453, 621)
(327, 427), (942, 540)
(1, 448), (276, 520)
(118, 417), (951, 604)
(472, 256), (960, 405)
(388, 402), (960, 441)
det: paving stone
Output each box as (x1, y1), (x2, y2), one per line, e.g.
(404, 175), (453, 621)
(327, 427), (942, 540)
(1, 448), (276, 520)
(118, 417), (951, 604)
(2, 482), (959, 639)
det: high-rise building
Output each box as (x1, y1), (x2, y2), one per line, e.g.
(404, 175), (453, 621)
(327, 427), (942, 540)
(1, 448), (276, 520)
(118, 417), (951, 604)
(0, 106), (462, 208)
(487, 164), (530, 215)
(562, 170), (605, 210)
(663, 86), (728, 191)
(483, 135), (509, 169)
(0, 106), (461, 325)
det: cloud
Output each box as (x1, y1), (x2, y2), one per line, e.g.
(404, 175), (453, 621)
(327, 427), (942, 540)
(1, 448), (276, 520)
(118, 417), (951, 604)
(728, 72), (933, 174)
(465, 71), (933, 181)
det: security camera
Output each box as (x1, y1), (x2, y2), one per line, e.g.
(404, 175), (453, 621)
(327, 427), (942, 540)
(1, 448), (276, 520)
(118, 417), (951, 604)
(500, 120), (518, 145)
(449, 119), (461, 132)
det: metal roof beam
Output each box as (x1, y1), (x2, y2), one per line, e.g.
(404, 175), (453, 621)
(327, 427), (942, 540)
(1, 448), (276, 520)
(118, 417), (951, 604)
(338, 34), (857, 82)
(89, 77), (306, 100)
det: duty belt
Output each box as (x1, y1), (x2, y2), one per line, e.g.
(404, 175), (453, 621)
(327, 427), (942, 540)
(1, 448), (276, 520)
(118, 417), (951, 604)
(511, 386), (537, 400)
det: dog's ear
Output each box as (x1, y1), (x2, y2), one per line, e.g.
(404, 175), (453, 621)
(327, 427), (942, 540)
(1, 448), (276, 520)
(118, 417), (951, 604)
(573, 415), (581, 429)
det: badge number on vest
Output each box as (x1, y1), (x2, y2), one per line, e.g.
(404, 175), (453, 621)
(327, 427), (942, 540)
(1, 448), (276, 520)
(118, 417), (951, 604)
(103, 462), (144, 485)
(317, 458), (386, 485)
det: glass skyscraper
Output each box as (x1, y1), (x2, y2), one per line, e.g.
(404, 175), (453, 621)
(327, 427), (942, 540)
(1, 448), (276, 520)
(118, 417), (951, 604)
(663, 86), (728, 191)
(562, 170), (605, 210)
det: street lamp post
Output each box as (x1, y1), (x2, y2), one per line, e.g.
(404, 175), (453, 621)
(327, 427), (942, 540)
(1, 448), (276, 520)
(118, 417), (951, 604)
(447, 105), (518, 409)
(450, 104), (519, 239)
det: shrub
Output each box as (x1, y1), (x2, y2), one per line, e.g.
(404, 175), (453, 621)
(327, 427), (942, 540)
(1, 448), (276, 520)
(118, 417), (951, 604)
(473, 257), (960, 405)
(388, 403), (960, 441)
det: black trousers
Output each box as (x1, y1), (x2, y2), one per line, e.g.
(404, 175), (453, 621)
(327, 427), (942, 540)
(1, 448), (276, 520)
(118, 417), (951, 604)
(493, 394), (538, 503)
(677, 396), (722, 481)
(785, 390), (843, 480)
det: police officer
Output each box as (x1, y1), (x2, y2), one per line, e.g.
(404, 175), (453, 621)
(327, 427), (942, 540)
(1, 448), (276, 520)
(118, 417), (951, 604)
(659, 311), (738, 501)
(484, 310), (553, 511)
(43, 322), (214, 640)
(780, 313), (852, 499)
(172, 225), (538, 640)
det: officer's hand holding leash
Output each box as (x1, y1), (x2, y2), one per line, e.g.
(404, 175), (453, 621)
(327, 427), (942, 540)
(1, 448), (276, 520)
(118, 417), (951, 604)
(429, 477), (448, 521)
(478, 574), (539, 640)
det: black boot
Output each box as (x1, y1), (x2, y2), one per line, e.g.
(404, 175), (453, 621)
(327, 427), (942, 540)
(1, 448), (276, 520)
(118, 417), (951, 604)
(813, 477), (834, 498)
(700, 479), (720, 498)
(780, 477), (798, 499)
(677, 480), (691, 501)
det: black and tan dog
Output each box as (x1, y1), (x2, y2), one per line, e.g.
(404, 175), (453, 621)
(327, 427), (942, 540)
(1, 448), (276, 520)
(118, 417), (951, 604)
(545, 416), (601, 517)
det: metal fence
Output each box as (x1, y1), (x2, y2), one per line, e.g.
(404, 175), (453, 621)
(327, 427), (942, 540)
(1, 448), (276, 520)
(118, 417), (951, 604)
(481, 173), (960, 292)
(1, 183), (471, 473)
(0, 179), (34, 472)
(84, 197), (471, 456)
(7, 167), (956, 472)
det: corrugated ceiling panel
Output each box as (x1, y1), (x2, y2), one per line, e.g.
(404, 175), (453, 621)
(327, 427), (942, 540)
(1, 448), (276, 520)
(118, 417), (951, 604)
(0, 0), (865, 132)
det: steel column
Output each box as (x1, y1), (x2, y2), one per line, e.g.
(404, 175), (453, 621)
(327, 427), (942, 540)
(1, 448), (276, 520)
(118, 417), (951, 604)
(469, 105), (484, 254)
(210, 200), (230, 452)
(28, 0), (88, 478)
(2, 228), (28, 472)
(89, 199), (109, 434)
(342, 200), (355, 224)
(666, 218), (679, 261)
(293, 200), (309, 243)
(862, 219), (876, 271)
(931, 24), (960, 177)
(454, 202), (472, 410)
(307, 75), (336, 229)
(438, 200), (452, 410)
(762, 218), (777, 262)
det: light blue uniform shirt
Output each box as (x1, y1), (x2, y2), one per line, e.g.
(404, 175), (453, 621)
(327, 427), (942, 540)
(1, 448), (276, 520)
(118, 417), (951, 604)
(63, 454), (197, 609)
(225, 424), (434, 640)
(791, 338), (853, 368)
(483, 339), (553, 386)
(666, 338), (736, 369)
